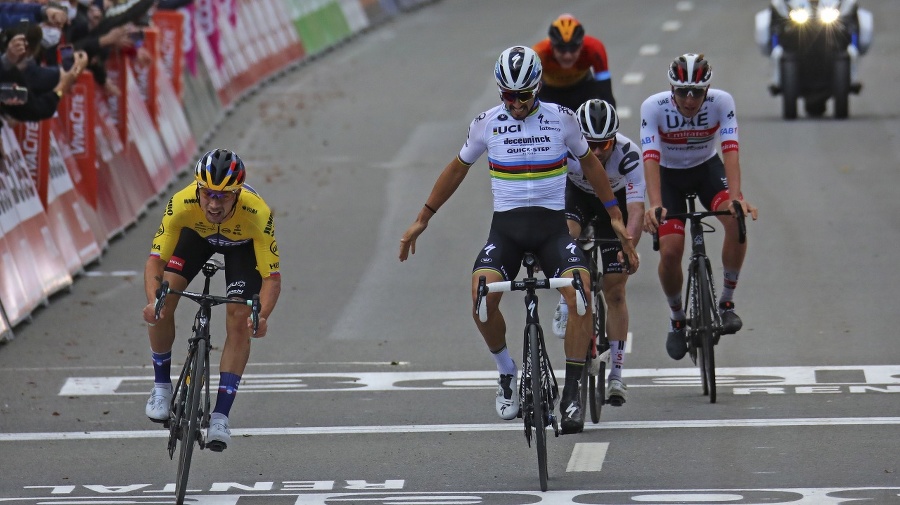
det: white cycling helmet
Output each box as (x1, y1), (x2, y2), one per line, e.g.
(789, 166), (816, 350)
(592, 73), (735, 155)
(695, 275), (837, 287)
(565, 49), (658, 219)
(667, 53), (713, 87)
(575, 99), (619, 141)
(494, 46), (543, 91)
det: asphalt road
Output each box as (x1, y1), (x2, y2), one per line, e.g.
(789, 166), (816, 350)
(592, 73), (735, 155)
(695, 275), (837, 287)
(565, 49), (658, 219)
(2, 1), (900, 503)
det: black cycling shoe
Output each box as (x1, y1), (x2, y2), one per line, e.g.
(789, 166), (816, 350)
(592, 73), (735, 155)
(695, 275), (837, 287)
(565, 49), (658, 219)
(560, 393), (584, 435)
(666, 319), (688, 360)
(719, 301), (743, 335)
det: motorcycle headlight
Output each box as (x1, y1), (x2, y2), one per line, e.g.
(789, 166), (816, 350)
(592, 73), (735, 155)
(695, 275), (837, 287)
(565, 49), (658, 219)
(818, 6), (840, 24)
(788, 7), (811, 24)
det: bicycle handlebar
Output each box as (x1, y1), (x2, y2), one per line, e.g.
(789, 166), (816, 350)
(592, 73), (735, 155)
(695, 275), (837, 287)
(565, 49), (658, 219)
(153, 281), (262, 335)
(475, 273), (587, 323)
(652, 200), (746, 251)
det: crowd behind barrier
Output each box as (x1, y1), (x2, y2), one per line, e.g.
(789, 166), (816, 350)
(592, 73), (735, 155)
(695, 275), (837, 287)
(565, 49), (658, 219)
(0, 0), (440, 342)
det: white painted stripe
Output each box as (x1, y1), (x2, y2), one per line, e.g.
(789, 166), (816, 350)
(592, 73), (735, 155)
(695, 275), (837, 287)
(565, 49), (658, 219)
(676, 1), (694, 11)
(622, 72), (644, 85)
(2, 417), (899, 442)
(662, 20), (682, 31)
(83, 270), (140, 277)
(567, 442), (608, 472)
(639, 44), (660, 56)
(0, 361), (409, 372)
(616, 106), (631, 120)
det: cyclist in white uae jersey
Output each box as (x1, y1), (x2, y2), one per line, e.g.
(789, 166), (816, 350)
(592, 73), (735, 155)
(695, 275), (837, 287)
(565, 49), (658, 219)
(398, 46), (639, 435)
(551, 100), (644, 406)
(641, 53), (758, 361)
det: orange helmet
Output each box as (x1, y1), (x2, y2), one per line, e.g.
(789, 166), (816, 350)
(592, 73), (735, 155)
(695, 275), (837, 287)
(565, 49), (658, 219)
(549, 14), (585, 49)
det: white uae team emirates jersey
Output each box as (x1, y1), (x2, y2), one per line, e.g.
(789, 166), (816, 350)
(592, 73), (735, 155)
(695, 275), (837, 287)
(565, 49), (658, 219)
(639, 88), (739, 169)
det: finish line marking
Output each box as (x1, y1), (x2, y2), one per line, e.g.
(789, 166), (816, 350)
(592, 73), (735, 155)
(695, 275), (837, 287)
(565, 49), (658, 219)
(2, 417), (899, 442)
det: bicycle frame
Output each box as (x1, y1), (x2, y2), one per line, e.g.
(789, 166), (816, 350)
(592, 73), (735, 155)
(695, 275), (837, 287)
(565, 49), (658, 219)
(153, 258), (260, 505)
(474, 253), (586, 491)
(653, 194), (746, 404)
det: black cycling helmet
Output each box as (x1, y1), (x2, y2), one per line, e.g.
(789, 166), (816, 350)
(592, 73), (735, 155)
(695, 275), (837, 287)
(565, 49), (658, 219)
(668, 53), (713, 87)
(575, 99), (619, 141)
(549, 14), (585, 49)
(194, 149), (246, 192)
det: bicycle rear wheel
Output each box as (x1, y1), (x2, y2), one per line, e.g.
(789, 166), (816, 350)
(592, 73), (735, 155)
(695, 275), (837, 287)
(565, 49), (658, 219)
(695, 260), (717, 403)
(175, 338), (206, 505)
(529, 324), (548, 492)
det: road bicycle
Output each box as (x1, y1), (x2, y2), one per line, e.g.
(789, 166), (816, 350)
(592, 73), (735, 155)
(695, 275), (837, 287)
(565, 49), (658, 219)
(153, 258), (260, 505)
(475, 253), (586, 492)
(575, 218), (629, 423)
(653, 194), (745, 404)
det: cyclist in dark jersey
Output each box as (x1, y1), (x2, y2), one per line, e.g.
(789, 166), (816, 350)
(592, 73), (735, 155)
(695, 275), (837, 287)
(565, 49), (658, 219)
(533, 13), (616, 112)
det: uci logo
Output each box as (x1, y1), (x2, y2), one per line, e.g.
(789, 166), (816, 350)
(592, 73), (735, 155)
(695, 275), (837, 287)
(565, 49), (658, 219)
(493, 125), (521, 135)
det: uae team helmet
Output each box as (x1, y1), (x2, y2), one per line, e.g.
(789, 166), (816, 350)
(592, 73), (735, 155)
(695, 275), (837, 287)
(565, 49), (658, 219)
(575, 99), (619, 141)
(194, 149), (246, 192)
(494, 46), (543, 91)
(548, 14), (585, 49)
(667, 53), (713, 88)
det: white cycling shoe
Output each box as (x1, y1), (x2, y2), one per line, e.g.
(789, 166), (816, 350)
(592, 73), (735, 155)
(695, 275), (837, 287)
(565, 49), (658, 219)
(145, 385), (172, 423)
(552, 303), (568, 339)
(495, 373), (520, 420)
(206, 414), (231, 452)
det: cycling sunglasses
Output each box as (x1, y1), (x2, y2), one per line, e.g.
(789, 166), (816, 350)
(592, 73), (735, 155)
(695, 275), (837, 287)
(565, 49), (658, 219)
(588, 138), (615, 151)
(499, 88), (538, 103)
(552, 42), (582, 54)
(199, 187), (238, 200)
(673, 86), (708, 99)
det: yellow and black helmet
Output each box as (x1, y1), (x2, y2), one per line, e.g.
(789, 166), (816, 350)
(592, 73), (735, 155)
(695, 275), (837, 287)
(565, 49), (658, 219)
(194, 149), (246, 191)
(549, 14), (585, 49)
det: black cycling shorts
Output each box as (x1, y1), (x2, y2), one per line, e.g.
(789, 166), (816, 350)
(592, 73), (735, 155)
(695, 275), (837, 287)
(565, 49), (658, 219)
(564, 183), (628, 275)
(537, 77), (616, 112)
(472, 207), (587, 281)
(164, 228), (262, 299)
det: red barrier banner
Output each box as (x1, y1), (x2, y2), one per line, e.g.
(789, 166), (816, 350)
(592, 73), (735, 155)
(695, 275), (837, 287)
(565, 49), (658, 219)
(13, 121), (83, 276)
(47, 130), (104, 270)
(49, 119), (108, 250)
(0, 184), (41, 326)
(93, 95), (139, 236)
(125, 64), (173, 195)
(55, 72), (98, 208)
(132, 28), (159, 129)
(151, 10), (185, 101)
(155, 59), (196, 174)
(12, 122), (49, 208)
(0, 126), (72, 299)
(105, 52), (129, 144)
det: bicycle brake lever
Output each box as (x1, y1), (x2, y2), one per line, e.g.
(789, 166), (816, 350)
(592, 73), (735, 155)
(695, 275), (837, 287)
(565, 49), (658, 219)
(475, 276), (488, 323)
(731, 200), (747, 244)
(652, 207), (663, 251)
(154, 281), (169, 320)
(572, 272), (587, 316)
(250, 295), (260, 335)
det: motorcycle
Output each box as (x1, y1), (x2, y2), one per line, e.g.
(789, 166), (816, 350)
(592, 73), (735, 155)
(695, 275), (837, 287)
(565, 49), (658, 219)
(755, 0), (872, 119)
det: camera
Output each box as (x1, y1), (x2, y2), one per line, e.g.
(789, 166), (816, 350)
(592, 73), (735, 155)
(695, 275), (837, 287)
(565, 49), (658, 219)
(0, 83), (29, 103)
(58, 44), (75, 71)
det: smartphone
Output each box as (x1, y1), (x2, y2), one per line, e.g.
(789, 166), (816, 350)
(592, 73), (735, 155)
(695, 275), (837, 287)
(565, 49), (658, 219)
(129, 30), (144, 43)
(58, 44), (75, 71)
(0, 83), (28, 102)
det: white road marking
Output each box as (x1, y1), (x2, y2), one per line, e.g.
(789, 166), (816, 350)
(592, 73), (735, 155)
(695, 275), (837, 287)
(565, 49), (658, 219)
(82, 270), (140, 277)
(2, 417), (899, 442)
(676, 1), (694, 11)
(639, 44), (660, 55)
(566, 442), (608, 472)
(58, 365), (900, 395)
(662, 20), (682, 31)
(616, 106), (632, 119)
(622, 72), (644, 85)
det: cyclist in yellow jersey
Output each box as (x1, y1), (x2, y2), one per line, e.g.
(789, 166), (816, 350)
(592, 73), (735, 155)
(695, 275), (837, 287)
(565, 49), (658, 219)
(141, 149), (281, 451)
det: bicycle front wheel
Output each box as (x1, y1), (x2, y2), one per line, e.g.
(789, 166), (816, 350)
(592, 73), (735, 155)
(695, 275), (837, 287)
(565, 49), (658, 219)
(529, 324), (548, 492)
(695, 260), (717, 403)
(175, 338), (206, 504)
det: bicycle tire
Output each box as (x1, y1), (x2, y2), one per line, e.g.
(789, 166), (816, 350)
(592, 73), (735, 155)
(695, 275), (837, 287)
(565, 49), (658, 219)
(697, 259), (717, 403)
(175, 337), (206, 505)
(529, 324), (548, 492)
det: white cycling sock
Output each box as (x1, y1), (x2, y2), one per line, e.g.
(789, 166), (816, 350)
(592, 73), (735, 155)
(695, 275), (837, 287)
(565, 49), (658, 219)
(491, 346), (517, 376)
(608, 340), (626, 381)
